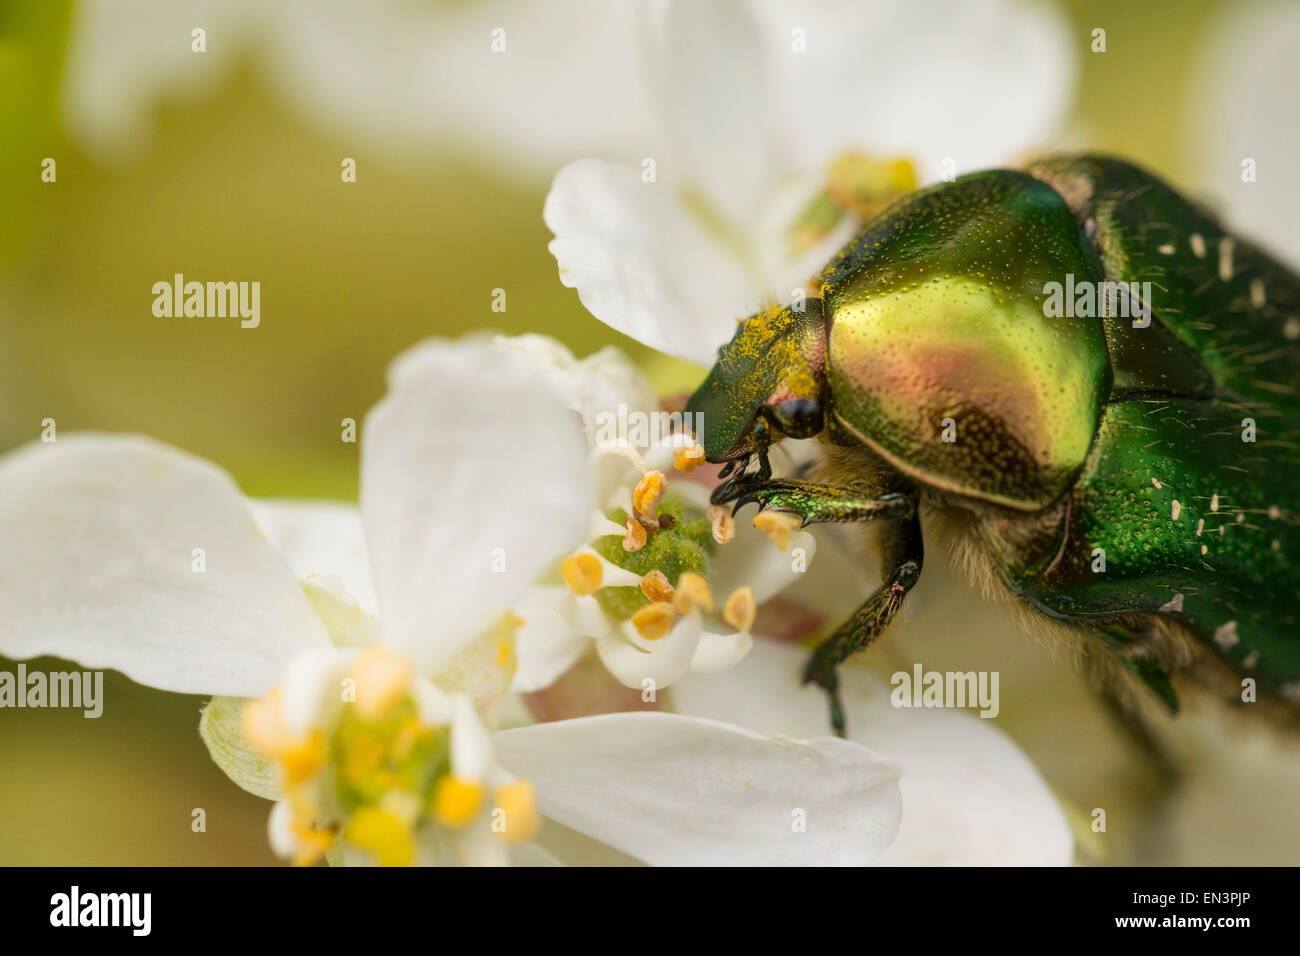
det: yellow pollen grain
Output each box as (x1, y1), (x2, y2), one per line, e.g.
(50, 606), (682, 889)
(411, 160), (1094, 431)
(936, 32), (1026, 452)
(433, 775), (485, 828)
(707, 504), (736, 544)
(623, 516), (648, 552)
(640, 569), (675, 604)
(352, 646), (413, 720)
(753, 511), (800, 551)
(672, 571), (714, 613)
(633, 470), (667, 517)
(673, 444), (706, 472)
(723, 587), (757, 633)
(492, 780), (541, 843)
(631, 602), (676, 641)
(561, 553), (603, 594)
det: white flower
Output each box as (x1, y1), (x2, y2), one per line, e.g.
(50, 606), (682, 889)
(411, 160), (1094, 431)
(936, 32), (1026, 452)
(491, 334), (817, 695)
(545, 0), (1076, 365)
(0, 337), (903, 866)
(63, 0), (655, 178)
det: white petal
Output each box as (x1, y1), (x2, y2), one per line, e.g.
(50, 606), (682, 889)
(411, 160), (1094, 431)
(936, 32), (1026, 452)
(755, 0), (1075, 181)
(280, 646), (358, 736)
(690, 629), (754, 674)
(495, 712), (901, 866)
(511, 586), (591, 693)
(491, 334), (659, 445)
(545, 158), (756, 366)
(249, 499), (377, 615)
(0, 435), (330, 697)
(672, 638), (1072, 865)
(599, 611), (702, 690)
(640, 0), (783, 226)
(361, 339), (591, 675)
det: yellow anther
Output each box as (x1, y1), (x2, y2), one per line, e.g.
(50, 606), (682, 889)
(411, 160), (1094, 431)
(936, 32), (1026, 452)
(492, 780), (541, 843)
(433, 775), (485, 828)
(279, 729), (327, 785)
(673, 444), (706, 472)
(633, 470), (667, 517)
(707, 504), (736, 544)
(723, 586), (757, 633)
(672, 571), (714, 613)
(289, 820), (337, 868)
(753, 511), (800, 551)
(622, 516), (648, 552)
(352, 646), (413, 719)
(561, 553), (603, 595)
(631, 601), (676, 641)
(343, 805), (415, 867)
(640, 569), (675, 604)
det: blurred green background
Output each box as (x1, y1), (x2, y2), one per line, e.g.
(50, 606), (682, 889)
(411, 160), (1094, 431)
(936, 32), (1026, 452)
(1, 0), (1293, 865)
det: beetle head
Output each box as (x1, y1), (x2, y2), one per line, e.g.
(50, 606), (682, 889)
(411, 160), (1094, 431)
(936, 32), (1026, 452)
(686, 299), (828, 462)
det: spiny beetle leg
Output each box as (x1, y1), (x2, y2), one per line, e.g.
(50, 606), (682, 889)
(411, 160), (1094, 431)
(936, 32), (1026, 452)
(725, 479), (915, 527)
(802, 513), (924, 736)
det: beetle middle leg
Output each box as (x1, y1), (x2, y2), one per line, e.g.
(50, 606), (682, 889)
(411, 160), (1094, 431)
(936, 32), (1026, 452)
(802, 511), (924, 736)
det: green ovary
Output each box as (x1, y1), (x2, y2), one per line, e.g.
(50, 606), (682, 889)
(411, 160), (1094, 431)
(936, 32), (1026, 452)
(591, 494), (716, 620)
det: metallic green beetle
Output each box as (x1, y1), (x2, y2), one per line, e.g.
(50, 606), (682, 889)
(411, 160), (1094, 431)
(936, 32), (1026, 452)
(686, 155), (1300, 734)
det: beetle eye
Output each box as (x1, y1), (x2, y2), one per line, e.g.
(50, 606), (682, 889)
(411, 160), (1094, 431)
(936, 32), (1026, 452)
(775, 398), (823, 437)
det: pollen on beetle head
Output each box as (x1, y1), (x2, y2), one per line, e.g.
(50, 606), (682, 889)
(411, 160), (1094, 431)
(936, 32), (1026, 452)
(707, 504), (736, 544)
(723, 586), (757, 633)
(672, 571), (714, 614)
(631, 601), (676, 641)
(673, 443), (706, 472)
(640, 569), (675, 604)
(753, 511), (800, 551)
(633, 470), (667, 518)
(622, 516), (648, 552)
(492, 780), (540, 844)
(352, 645), (413, 719)
(562, 553), (604, 594)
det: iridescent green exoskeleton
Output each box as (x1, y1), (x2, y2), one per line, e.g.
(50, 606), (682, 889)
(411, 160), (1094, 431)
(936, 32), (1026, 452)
(686, 156), (1300, 734)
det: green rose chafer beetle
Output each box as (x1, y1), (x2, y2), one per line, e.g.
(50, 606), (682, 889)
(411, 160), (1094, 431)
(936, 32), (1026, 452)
(686, 155), (1300, 733)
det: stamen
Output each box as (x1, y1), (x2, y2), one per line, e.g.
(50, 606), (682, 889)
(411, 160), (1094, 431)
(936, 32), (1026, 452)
(492, 780), (541, 843)
(352, 646), (413, 719)
(343, 804), (416, 867)
(433, 775), (485, 828)
(673, 444), (706, 472)
(753, 512), (799, 551)
(672, 571), (714, 613)
(561, 553), (604, 594)
(640, 569), (675, 604)
(707, 504), (736, 544)
(633, 470), (667, 518)
(723, 587), (757, 633)
(623, 516), (648, 552)
(630, 602), (676, 641)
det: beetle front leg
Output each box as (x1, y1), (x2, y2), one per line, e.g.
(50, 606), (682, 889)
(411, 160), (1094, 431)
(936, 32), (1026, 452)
(719, 478), (915, 527)
(803, 512), (924, 736)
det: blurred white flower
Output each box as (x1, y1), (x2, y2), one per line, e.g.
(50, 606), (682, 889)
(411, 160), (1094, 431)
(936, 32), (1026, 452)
(1187, 0), (1300, 267)
(545, 0), (1076, 364)
(63, 0), (655, 176)
(0, 337), (903, 866)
